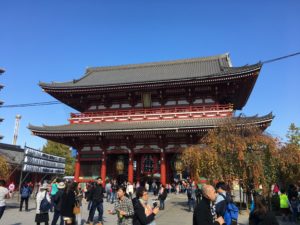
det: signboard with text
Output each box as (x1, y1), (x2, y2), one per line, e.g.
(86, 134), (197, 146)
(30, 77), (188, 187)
(22, 146), (66, 174)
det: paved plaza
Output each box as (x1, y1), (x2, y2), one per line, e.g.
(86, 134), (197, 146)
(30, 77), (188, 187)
(1, 193), (296, 225)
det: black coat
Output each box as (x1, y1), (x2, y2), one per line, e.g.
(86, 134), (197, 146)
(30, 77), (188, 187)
(158, 188), (168, 201)
(53, 189), (64, 211)
(249, 211), (279, 225)
(193, 197), (220, 225)
(90, 184), (104, 203)
(132, 198), (156, 225)
(61, 191), (76, 218)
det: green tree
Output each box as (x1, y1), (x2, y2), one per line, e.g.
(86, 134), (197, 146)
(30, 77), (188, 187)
(286, 123), (300, 147)
(42, 140), (75, 176)
(0, 155), (10, 179)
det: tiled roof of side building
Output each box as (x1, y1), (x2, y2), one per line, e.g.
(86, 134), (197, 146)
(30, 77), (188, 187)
(39, 53), (262, 89)
(28, 113), (273, 135)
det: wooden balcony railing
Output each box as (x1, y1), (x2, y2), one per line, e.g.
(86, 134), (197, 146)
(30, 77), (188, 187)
(69, 104), (233, 124)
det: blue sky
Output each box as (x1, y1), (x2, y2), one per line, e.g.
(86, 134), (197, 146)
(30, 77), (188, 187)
(0, 1), (299, 149)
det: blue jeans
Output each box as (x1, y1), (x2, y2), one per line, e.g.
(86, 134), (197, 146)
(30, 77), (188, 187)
(88, 201), (103, 223)
(106, 190), (111, 202)
(51, 209), (64, 225)
(159, 199), (165, 209)
(0, 206), (5, 220)
(111, 192), (116, 204)
(188, 198), (195, 211)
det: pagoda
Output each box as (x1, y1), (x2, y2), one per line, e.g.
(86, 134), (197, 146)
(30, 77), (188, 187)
(29, 53), (273, 185)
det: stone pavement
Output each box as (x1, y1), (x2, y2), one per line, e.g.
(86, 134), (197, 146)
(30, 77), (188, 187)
(1, 193), (297, 225)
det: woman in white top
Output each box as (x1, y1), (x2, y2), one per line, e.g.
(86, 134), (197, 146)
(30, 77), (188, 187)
(0, 179), (9, 221)
(35, 183), (51, 225)
(126, 182), (134, 199)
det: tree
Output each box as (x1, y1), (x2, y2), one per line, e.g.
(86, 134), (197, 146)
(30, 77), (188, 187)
(286, 123), (300, 147)
(42, 140), (75, 176)
(181, 123), (279, 196)
(0, 155), (10, 179)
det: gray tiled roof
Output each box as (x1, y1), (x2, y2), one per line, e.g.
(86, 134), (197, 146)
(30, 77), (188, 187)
(0, 143), (24, 165)
(39, 53), (261, 89)
(29, 113), (273, 135)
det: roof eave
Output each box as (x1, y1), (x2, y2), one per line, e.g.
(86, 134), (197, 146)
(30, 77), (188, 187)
(40, 64), (262, 92)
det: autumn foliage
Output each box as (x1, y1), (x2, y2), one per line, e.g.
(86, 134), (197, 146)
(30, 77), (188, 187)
(181, 123), (300, 194)
(0, 155), (10, 179)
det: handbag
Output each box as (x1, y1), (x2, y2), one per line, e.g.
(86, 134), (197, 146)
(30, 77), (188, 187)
(73, 203), (80, 215)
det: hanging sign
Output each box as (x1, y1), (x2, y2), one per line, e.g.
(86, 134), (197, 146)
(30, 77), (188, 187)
(22, 146), (66, 174)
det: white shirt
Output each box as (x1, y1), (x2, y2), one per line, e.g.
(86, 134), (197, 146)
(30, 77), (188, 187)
(126, 184), (134, 194)
(0, 186), (9, 207)
(36, 190), (51, 213)
(215, 191), (227, 205)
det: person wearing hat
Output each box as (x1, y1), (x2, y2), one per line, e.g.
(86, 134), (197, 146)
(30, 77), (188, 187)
(51, 182), (65, 225)
(35, 183), (51, 225)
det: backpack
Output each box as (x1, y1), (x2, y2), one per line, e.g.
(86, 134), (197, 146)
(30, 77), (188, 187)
(219, 193), (239, 225)
(40, 192), (51, 212)
(21, 187), (30, 198)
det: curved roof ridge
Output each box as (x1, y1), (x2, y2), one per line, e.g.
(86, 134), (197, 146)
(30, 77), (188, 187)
(85, 53), (230, 74)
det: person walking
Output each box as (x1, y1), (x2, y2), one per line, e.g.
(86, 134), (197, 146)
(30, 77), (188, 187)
(132, 187), (159, 225)
(279, 189), (289, 221)
(126, 182), (134, 199)
(0, 180), (9, 221)
(35, 183), (51, 225)
(108, 186), (134, 225)
(74, 183), (83, 225)
(193, 184), (225, 225)
(86, 177), (105, 225)
(51, 182), (65, 225)
(50, 179), (59, 212)
(249, 194), (279, 225)
(61, 182), (76, 225)
(20, 182), (32, 211)
(158, 185), (167, 210)
(105, 180), (112, 203)
(111, 180), (118, 204)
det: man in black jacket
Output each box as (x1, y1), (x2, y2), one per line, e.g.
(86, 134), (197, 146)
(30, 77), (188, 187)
(87, 177), (104, 225)
(193, 184), (224, 225)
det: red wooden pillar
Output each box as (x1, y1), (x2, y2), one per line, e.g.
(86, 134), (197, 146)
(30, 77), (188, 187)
(101, 151), (107, 187)
(136, 155), (141, 182)
(74, 154), (80, 182)
(160, 149), (166, 186)
(128, 150), (134, 183)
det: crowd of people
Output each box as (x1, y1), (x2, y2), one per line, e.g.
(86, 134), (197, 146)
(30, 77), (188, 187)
(0, 177), (300, 225)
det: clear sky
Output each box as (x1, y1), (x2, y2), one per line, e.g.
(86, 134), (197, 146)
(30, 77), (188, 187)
(0, 1), (299, 149)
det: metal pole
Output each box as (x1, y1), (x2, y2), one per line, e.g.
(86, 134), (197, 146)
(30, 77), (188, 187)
(7, 164), (20, 180)
(18, 170), (23, 201)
